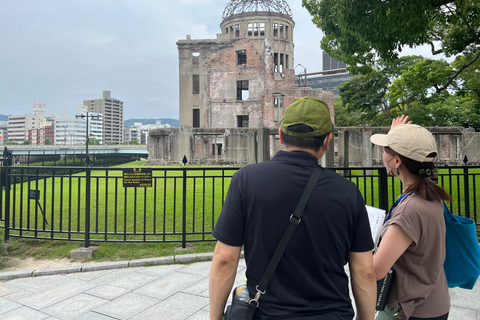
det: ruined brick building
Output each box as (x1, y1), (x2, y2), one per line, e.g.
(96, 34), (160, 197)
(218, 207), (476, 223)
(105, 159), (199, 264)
(149, 0), (334, 165)
(177, 0), (333, 129)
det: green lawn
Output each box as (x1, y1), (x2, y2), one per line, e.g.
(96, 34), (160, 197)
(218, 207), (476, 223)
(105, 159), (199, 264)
(1, 163), (479, 263)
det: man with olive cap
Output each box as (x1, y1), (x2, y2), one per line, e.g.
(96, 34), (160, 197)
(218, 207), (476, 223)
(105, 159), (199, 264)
(209, 97), (376, 320)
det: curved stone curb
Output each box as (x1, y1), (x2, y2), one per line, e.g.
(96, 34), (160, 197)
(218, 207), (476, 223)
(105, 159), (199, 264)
(0, 251), (242, 281)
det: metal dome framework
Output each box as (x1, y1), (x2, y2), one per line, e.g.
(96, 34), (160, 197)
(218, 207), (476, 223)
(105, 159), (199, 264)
(222, 0), (293, 20)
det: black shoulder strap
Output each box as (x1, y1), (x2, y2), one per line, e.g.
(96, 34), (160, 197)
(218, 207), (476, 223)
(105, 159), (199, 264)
(244, 165), (323, 319)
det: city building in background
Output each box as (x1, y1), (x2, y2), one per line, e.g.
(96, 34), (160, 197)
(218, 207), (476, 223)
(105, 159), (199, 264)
(26, 128), (46, 145)
(7, 103), (55, 144)
(54, 117), (87, 145)
(0, 121), (8, 145)
(77, 104), (104, 145)
(124, 122), (143, 144)
(7, 114), (35, 143)
(124, 121), (171, 145)
(83, 91), (123, 144)
(45, 125), (54, 145)
(295, 51), (356, 97)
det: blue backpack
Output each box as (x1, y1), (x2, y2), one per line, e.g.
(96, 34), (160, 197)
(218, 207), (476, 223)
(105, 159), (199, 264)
(443, 202), (480, 289)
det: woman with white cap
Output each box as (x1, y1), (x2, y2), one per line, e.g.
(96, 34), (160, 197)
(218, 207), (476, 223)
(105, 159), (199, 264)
(370, 118), (451, 320)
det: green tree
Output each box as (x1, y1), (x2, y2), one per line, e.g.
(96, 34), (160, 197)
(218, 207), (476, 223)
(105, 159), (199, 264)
(333, 97), (363, 126)
(23, 140), (30, 145)
(87, 137), (100, 145)
(6, 141), (18, 145)
(302, 0), (480, 91)
(45, 138), (51, 145)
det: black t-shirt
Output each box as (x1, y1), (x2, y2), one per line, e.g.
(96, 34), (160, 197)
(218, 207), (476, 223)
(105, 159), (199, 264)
(212, 151), (373, 319)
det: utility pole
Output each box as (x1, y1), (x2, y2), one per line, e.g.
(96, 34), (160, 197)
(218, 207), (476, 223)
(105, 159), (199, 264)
(76, 111), (100, 167)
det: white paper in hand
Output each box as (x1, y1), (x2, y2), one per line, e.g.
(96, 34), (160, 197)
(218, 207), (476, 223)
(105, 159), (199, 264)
(366, 205), (386, 248)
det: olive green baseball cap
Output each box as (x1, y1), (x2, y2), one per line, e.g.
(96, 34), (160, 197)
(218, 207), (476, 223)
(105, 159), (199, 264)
(281, 96), (333, 137)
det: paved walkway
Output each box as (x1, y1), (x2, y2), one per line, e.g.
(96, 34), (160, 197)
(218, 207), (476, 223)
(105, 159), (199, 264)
(0, 254), (479, 320)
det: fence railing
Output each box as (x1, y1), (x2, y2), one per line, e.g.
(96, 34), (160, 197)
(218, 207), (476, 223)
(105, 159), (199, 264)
(1, 164), (479, 248)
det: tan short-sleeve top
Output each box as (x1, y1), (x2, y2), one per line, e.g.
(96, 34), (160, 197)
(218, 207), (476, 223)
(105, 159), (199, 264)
(381, 193), (450, 319)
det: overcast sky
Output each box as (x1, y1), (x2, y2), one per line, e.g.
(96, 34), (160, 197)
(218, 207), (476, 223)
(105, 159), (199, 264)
(0, 0), (439, 121)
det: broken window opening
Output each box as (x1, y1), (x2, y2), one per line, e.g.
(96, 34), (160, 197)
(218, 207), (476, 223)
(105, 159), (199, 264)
(274, 53), (279, 72)
(260, 23), (265, 36)
(237, 115), (249, 128)
(273, 94), (284, 123)
(248, 23), (253, 36)
(192, 52), (200, 64)
(230, 25), (234, 34)
(193, 75), (200, 95)
(212, 143), (223, 156)
(254, 23), (259, 36)
(286, 54), (289, 69)
(235, 24), (240, 37)
(279, 53), (284, 73)
(279, 24), (284, 38)
(285, 26), (289, 39)
(193, 108), (200, 128)
(236, 80), (249, 100)
(273, 23), (278, 37)
(237, 50), (247, 65)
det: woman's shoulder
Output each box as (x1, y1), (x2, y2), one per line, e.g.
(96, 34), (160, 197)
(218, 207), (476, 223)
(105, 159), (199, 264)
(396, 193), (442, 219)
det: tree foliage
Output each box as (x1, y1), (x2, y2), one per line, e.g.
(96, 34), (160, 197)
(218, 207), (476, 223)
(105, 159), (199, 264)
(302, 0), (480, 91)
(337, 55), (480, 130)
(87, 137), (101, 145)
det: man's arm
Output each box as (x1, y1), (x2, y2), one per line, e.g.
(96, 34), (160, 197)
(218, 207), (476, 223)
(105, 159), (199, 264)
(349, 251), (376, 320)
(209, 241), (242, 320)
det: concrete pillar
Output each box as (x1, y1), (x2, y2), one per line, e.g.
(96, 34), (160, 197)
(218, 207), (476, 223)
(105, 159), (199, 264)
(338, 129), (350, 175)
(323, 133), (335, 168)
(363, 128), (373, 175)
(247, 130), (257, 165)
(256, 128), (271, 163)
(170, 126), (193, 165)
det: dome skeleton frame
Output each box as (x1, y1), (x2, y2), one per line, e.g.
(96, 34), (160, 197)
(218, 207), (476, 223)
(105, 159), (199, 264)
(222, 0), (293, 20)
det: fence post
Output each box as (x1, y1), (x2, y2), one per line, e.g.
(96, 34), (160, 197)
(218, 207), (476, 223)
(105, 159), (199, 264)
(85, 168), (91, 247)
(378, 167), (388, 211)
(463, 166), (470, 219)
(4, 164), (11, 241)
(182, 167), (187, 248)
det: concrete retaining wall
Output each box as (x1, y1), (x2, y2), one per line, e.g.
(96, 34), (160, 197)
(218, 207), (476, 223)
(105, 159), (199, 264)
(149, 126), (480, 167)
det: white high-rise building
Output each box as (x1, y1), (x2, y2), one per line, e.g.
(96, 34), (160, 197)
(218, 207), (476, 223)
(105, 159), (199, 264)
(76, 104), (103, 144)
(84, 91), (123, 144)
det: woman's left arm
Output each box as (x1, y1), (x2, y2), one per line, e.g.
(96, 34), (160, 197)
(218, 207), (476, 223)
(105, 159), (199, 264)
(373, 224), (413, 280)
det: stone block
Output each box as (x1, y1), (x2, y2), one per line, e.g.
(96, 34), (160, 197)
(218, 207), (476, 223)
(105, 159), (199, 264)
(70, 246), (98, 260)
(33, 266), (82, 277)
(0, 270), (33, 281)
(174, 252), (213, 263)
(82, 261), (129, 272)
(129, 256), (174, 268)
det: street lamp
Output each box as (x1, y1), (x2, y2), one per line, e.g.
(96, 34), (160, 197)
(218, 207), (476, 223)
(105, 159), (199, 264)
(76, 111), (100, 167)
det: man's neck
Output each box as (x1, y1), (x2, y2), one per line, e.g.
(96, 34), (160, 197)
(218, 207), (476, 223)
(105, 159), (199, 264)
(283, 146), (324, 160)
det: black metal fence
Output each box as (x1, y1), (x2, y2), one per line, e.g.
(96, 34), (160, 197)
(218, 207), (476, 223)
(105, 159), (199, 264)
(1, 163), (479, 248)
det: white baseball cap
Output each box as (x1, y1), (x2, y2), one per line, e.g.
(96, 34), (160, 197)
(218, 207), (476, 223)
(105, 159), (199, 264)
(370, 124), (437, 162)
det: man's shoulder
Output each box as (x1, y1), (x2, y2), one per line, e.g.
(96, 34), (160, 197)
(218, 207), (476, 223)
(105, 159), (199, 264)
(322, 168), (361, 190)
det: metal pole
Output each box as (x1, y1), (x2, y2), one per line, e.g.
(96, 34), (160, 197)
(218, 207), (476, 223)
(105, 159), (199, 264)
(85, 168), (91, 247)
(86, 112), (90, 166)
(463, 166), (470, 219)
(182, 167), (187, 248)
(4, 159), (11, 241)
(378, 167), (388, 211)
